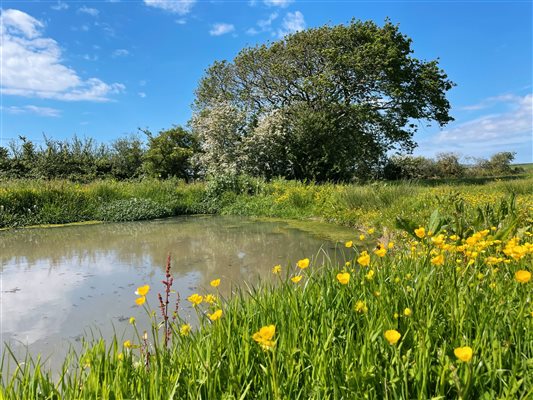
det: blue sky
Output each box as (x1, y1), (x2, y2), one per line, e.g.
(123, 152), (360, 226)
(1, 0), (531, 163)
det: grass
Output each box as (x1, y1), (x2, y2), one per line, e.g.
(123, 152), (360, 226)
(0, 179), (206, 228)
(1, 195), (532, 399)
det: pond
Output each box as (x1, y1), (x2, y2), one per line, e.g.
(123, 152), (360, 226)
(0, 216), (352, 372)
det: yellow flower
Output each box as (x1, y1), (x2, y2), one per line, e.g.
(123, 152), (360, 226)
(135, 296), (146, 306)
(368, 228), (375, 234)
(357, 251), (371, 267)
(129, 316), (136, 325)
(393, 312), (399, 319)
(204, 294), (217, 304)
(135, 285), (150, 296)
(388, 242), (394, 249)
(208, 309), (223, 321)
(345, 240), (353, 248)
(403, 308), (412, 317)
(354, 300), (368, 313)
(345, 261), (351, 267)
(336, 272), (350, 285)
(384, 329), (401, 345)
(272, 265), (282, 274)
(117, 352), (124, 361)
(297, 258), (310, 269)
(431, 254), (445, 266)
(210, 279), (221, 288)
(291, 275), (303, 284)
(374, 244), (387, 257)
(180, 324), (192, 336)
(252, 325), (276, 350)
(187, 293), (203, 306)
(359, 234), (365, 241)
(454, 346), (473, 362)
(414, 227), (426, 239)
(373, 291), (381, 297)
(365, 270), (375, 280)
(123, 340), (132, 348)
(515, 270), (531, 283)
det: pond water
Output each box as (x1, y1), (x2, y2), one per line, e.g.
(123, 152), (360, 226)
(0, 216), (350, 372)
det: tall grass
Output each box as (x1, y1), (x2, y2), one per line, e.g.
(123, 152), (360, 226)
(0, 179), (205, 228)
(1, 175), (532, 230)
(1, 198), (532, 399)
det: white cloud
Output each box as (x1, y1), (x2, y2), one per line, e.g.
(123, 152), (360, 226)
(2, 105), (61, 117)
(51, 1), (69, 11)
(247, 13), (278, 35)
(209, 23), (235, 36)
(175, 18), (187, 25)
(0, 9), (125, 102)
(264, 0), (293, 7)
(277, 11), (305, 37)
(460, 94), (518, 111)
(82, 53), (99, 61)
(144, 0), (196, 15)
(1, 9), (43, 38)
(112, 48), (129, 57)
(138, 92), (147, 98)
(419, 94), (533, 158)
(78, 6), (99, 17)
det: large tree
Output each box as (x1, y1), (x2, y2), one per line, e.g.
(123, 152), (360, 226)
(192, 19), (454, 181)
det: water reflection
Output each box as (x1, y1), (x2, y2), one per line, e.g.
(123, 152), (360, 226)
(1, 216), (344, 370)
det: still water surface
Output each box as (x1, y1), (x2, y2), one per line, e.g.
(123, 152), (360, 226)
(1, 216), (347, 370)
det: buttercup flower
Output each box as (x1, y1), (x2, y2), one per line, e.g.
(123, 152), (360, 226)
(454, 346), (473, 362)
(129, 316), (136, 325)
(384, 330), (401, 345)
(272, 265), (282, 274)
(354, 300), (368, 313)
(345, 240), (353, 248)
(204, 294), (217, 304)
(210, 279), (221, 288)
(180, 324), (191, 336)
(297, 258), (310, 269)
(252, 325), (276, 350)
(123, 340), (132, 348)
(365, 270), (375, 280)
(187, 293), (203, 306)
(135, 285), (150, 296)
(208, 309), (223, 321)
(336, 272), (350, 285)
(135, 296), (146, 306)
(515, 270), (531, 283)
(291, 275), (303, 284)
(403, 308), (412, 317)
(359, 234), (365, 241)
(431, 254), (445, 266)
(357, 251), (371, 267)
(414, 227), (426, 239)
(374, 244), (387, 257)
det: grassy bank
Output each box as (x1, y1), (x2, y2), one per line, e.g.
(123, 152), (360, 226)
(0, 179), (205, 228)
(1, 175), (532, 230)
(1, 199), (532, 398)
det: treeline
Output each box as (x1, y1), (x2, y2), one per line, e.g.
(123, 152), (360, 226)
(0, 127), (197, 182)
(0, 131), (523, 182)
(383, 152), (523, 180)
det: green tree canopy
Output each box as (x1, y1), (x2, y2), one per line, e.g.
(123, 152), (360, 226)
(142, 126), (197, 180)
(192, 19), (454, 181)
